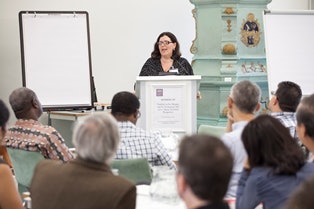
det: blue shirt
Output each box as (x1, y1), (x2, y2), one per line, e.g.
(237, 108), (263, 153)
(236, 163), (314, 209)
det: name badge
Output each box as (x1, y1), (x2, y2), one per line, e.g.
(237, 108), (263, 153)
(169, 68), (179, 73)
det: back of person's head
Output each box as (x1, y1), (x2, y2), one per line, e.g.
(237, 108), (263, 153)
(242, 114), (305, 174)
(284, 174), (314, 209)
(72, 112), (120, 164)
(275, 81), (302, 112)
(296, 93), (314, 138)
(0, 99), (10, 134)
(178, 134), (233, 203)
(9, 87), (42, 119)
(151, 31), (182, 60)
(230, 80), (261, 113)
(111, 91), (140, 117)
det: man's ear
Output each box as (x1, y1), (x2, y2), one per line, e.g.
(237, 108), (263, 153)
(176, 173), (187, 198)
(227, 97), (233, 109)
(272, 96), (279, 107)
(255, 103), (261, 112)
(133, 112), (137, 119)
(297, 123), (306, 139)
(31, 97), (40, 109)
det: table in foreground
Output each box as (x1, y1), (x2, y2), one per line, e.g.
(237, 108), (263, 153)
(136, 185), (185, 209)
(135, 185), (262, 209)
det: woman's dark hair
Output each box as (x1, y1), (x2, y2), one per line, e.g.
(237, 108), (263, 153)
(242, 114), (305, 175)
(0, 99), (10, 133)
(151, 32), (181, 60)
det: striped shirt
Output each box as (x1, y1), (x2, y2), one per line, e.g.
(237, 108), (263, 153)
(115, 121), (176, 170)
(4, 119), (73, 162)
(270, 112), (298, 140)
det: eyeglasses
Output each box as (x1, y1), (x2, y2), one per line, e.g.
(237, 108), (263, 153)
(157, 41), (173, 46)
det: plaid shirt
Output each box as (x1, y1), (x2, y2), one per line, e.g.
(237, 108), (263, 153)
(4, 119), (73, 162)
(270, 112), (297, 140)
(115, 121), (176, 170)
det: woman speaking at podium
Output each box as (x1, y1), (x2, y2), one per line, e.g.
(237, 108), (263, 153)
(139, 32), (194, 76)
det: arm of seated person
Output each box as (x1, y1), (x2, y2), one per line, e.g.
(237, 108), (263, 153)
(236, 169), (260, 209)
(0, 164), (24, 209)
(225, 111), (234, 133)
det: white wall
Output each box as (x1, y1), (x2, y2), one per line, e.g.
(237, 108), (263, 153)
(0, 0), (309, 127)
(268, 0), (309, 10)
(0, 0), (195, 119)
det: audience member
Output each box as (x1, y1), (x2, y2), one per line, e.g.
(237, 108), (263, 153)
(295, 93), (314, 161)
(0, 99), (24, 209)
(30, 112), (136, 209)
(283, 174), (314, 209)
(176, 134), (233, 209)
(268, 81), (302, 140)
(236, 114), (314, 209)
(283, 94), (314, 209)
(221, 80), (261, 197)
(139, 31), (194, 76)
(4, 87), (73, 162)
(111, 91), (176, 170)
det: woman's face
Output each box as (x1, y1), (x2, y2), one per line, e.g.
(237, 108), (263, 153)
(158, 35), (176, 58)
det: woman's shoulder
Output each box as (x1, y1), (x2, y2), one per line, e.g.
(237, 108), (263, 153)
(177, 57), (189, 63)
(146, 57), (159, 62)
(250, 167), (272, 177)
(143, 57), (160, 66)
(299, 162), (314, 173)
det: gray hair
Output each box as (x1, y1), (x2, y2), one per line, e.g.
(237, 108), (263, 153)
(9, 87), (37, 117)
(72, 112), (120, 164)
(230, 80), (261, 113)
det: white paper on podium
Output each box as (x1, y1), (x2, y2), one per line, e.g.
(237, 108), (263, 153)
(151, 85), (185, 131)
(136, 75), (201, 135)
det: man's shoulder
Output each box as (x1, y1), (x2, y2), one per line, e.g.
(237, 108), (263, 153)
(270, 111), (296, 119)
(34, 159), (63, 174)
(221, 122), (247, 145)
(270, 112), (296, 125)
(10, 119), (60, 134)
(119, 121), (158, 138)
(222, 122), (247, 139)
(221, 131), (240, 146)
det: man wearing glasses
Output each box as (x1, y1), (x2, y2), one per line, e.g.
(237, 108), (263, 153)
(111, 91), (176, 170)
(268, 81), (302, 141)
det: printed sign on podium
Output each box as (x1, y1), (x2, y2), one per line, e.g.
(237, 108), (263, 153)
(135, 75), (201, 135)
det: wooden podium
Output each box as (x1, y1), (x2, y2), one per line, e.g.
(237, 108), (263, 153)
(135, 75), (201, 136)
